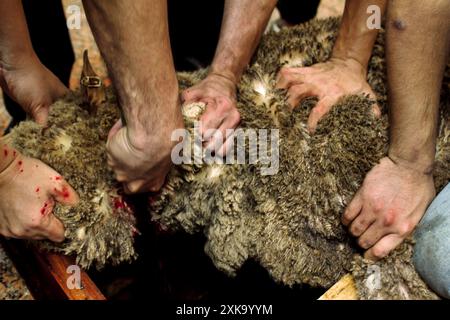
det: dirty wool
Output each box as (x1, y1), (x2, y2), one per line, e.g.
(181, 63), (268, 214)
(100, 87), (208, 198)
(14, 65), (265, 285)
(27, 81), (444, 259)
(7, 18), (449, 299)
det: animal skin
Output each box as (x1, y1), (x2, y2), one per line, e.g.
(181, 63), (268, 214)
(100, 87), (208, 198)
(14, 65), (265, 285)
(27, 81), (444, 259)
(6, 18), (449, 299)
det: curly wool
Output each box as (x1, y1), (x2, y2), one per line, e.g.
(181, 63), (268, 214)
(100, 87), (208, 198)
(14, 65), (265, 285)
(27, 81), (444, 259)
(152, 18), (449, 299)
(5, 18), (449, 299)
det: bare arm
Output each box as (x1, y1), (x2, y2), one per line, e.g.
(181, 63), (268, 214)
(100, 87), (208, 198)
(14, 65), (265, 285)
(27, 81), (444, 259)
(386, 0), (450, 172)
(182, 0), (276, 155)
(333, 0), (387, 70)
(0, 0), (68, 125)
(343, 0), (450, 260)
(276, 0), (387, 132)
(82, 0), (182, 143)
(0, 0), (34, 64)
(210, 0), (277, 83)
(82, 0), (183, 193)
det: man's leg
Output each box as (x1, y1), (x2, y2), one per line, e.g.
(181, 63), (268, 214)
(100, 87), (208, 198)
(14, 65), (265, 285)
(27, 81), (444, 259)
(413, 183), (450, 299)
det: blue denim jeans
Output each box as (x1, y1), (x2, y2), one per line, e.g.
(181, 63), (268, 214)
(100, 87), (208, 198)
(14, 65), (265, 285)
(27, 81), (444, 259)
(413, 183), (450, 299)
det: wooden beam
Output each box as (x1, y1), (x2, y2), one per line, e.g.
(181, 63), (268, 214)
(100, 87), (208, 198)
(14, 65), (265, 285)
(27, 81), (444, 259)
(318, 274), (359, 300)
(1, 238), (105, 300)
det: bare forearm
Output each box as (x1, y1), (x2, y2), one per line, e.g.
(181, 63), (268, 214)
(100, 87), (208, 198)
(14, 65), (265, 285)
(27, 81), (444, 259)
(210, 0), (277, 83)
(82, 0), (181, 142)
(386, 0), (450, 173)
(332, 0), (387, 70)
(0, 0), (34, 66)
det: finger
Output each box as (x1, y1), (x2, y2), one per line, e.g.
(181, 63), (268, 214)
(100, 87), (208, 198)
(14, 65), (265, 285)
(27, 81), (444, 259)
(33, 107), (49, 126)
(215, 117), (240, 157)
(276, 68), (304, 89)
(372, 103), (381, 118)
(41, 214), (65, 243)
(181, 89), (202, 104)
(199, 102), (225, 139)
(30, 236), (46, 241)
(206, 109), (240, 152)
(286, 84), (317, 109)
(287, 66), (318, 75)
(108, 119), (123, 141)
(130, 176), (166, 194)
(364, 234), (404, 261)
(216, 132), (236, 158)
(342, 189), (363, 226)
(51, 181), (79, 206)
(115, 172), (129, 183)
(349, 210), (376, 238)
(357, 220), (391, 250)
(307, 96), (336, 133)
(124, 179), (147, 194)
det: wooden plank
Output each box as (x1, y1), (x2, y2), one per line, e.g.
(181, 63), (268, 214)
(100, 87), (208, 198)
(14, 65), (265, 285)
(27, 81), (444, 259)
(318, 274), (359, 300)
(1, 238), (105, 300)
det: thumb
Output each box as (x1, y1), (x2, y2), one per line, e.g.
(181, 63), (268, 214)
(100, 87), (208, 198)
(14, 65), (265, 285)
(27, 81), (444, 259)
(181, 88), (201, 104)
(108, 119), (123, 141)
(42, 214), (65, 243)
(50, 180), (79, 206)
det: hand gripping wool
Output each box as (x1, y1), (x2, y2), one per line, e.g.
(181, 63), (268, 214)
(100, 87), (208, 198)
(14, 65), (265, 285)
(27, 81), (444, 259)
(6, 18), (449, 299)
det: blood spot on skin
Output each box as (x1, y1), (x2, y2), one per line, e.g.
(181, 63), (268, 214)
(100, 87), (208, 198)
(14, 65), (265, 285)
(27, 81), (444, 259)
(54, 186), (70, 198)
(13, 151), (16, 157)
(20, 169), (24, 173)
(55, 176), (62, 181)
(40, 202), (48, 216)
(3, 149), (8, 157)
(18, 161), (23, 166)
(384, 209), (396, 227)
(36, 187), (40, 193)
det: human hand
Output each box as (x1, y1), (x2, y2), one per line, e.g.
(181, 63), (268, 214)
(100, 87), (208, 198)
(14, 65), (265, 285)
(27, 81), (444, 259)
(106, 119), (176, 194)
(0, 53), (68, 125)
(342, 157), (435, 261)
(182, 73), (240, 156)
(276, 58), (380, 132)
(0, 150), (79, 242)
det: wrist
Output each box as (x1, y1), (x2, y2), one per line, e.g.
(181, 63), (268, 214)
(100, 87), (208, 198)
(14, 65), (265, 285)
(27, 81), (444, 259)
(126, 97), (184, 153)
(329, 56), (367, 77)
(0, 47), (39, 73)
(387, 152), (435, 176)
(209, 65), (240, 86)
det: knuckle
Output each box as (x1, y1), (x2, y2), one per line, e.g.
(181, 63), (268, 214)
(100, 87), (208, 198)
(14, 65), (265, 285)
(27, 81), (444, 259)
(350, 224), (360, 236)
(10, 227), (26, 238)
(279, 68), (291, 77)
(358, 238), (370, 249)
(383, 212), (396, 227)
(26, 219), (42, 230)
(232, 109), (241, 123)
(371, 247), (387, 259)
(371, 198), (385, 213)
(311, 107), (322, 115)
(398, 221), (413, 236)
